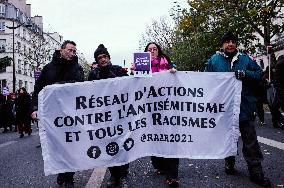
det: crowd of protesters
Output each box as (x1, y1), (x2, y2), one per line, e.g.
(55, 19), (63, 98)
(1, 33), (284, 188)
(0, 87), (33, 138)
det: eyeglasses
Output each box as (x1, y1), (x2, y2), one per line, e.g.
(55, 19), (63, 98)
(147, 48), (158, 52)
(97, 54), (109, 61)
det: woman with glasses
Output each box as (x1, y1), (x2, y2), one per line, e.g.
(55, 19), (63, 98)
(145, 42), (176, 73)
(131, 42), (179, 187)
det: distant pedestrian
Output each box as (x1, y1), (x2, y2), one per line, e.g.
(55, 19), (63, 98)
(254, 72), (267, 126)
(31, 40), (84, 188)
(15, 87), (32, 138)
(1, 95), (14, 133)
(205, 31), (271, 187)
(274, 55), (284, 110)
(0, 94), (5, 132)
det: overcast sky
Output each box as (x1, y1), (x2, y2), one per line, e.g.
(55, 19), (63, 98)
(26, 0), (187, 67)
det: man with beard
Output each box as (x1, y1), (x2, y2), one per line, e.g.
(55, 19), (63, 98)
(31, 40), (84, 188)
(205, 32), (271, 187)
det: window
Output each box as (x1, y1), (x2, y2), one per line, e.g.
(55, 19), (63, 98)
(18, 80), (23, 88)
(0, 39), (6, 52)
(1, 79), (7, 87)
(26, 31), (29, 41)
(0, 80), (7, 93)
(16, 8), (19, 19)
(24, 81), (28, 89)
(30, 66), (34, 76)
(23, 45), (26, 55)
(0, 21), (5, 31)
(17, 59), (21, 74)
(0, 4), (5, 17)
(17, 42), (21, 53)
(23, 28), (26, 39)
(22, 15), (26, 23)
(24, 61), (27, 75)
(28, 48), (31, 58)
(16, 27), (20, 36)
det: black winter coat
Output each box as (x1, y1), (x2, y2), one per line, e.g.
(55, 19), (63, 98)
(1, 98), (14, 126)
(32, 50), (84, 111)
(15, 94), (31, 124)
(275, 57), (284, 109)
(88, 63), (128, 80)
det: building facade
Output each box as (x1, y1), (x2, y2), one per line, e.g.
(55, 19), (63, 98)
(0, 0), (63, 94)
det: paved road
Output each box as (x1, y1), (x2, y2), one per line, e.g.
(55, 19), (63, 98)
(0, 113), (283, 188)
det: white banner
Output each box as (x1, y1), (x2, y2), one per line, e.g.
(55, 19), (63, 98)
(38, 71), (242, 175)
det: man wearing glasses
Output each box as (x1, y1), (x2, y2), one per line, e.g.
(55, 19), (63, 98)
(88, 44), (129, 188)
(31, 40), (84, 188)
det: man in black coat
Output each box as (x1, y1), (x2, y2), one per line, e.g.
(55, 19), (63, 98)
(275, 55), (284, 113)
(88, 44), (129, 188)
(31, 40), (84, 188)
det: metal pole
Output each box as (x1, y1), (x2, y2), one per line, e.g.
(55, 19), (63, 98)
(268, 54), (271, 82)
(7, 21), (28, 93)
(12, 21), (15, 93)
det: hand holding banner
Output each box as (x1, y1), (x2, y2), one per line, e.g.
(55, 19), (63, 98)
(38, 72), (241, 175)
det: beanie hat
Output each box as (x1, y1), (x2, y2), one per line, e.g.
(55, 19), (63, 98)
(94, 44), (110, 62)
(220, 31), (238, 46)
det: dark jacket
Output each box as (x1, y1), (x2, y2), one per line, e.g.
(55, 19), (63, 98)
(15, 93), (31, 124)
(254, 72), (268, 103)
(274, 56), (284, 109)
(1, 97), (15, 126)
(88, 63), (128, 80)
(205, 51), (262, 121)
(32, 50), (84, 111)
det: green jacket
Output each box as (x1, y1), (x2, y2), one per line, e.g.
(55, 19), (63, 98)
(205, 51), (262, 121)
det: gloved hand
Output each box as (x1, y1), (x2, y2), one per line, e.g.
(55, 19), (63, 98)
(235, 70), (246, 80)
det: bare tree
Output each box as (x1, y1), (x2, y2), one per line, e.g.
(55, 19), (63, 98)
(139, 17), (175, 54)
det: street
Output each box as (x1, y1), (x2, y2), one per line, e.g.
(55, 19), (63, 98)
(0, 112), (283, 188)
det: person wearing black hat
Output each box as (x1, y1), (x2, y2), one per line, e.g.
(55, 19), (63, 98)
(205, 32), (271, 187)
(88, 44), (128, 80)
(88, 44), (129, 188)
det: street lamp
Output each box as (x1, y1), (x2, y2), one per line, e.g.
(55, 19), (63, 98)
(6, 21), (31, 93)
